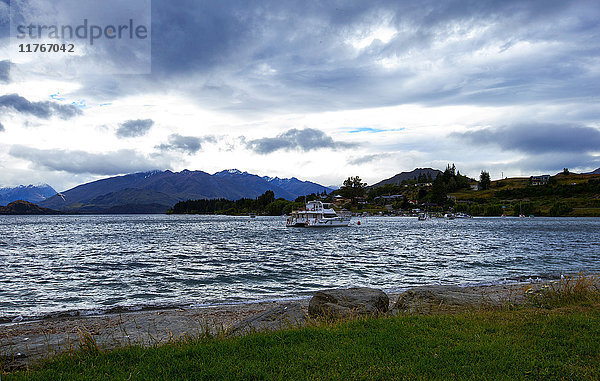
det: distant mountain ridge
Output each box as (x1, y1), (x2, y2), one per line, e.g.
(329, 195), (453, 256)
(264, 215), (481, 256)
(262, 176), (331, 196)
(584, 168), (600, 175)
(0, 184), (57, 206)
(370, 168), (442, 188)
(39, 169), (333, 213)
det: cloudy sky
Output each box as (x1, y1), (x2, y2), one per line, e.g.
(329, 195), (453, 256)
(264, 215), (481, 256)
(0, 0), (599, 191)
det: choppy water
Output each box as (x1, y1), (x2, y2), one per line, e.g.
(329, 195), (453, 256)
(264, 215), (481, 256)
(1, 215), (599, 321)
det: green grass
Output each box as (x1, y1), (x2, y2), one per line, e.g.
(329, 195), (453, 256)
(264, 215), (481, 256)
(526, 274), (600, 309)
(4, 304), (600, 380)
(5, 276), (600, 380)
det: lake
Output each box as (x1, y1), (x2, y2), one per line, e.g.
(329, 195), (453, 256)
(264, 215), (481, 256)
(1, 215), (599, 321)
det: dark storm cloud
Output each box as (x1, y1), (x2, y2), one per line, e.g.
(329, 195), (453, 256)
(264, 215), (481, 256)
(67, 0), (596, 111)
(0, 60), (10, 83)
(54, 0), (597, 115)
(0, 94), (82, 119)
(156, 134), (216, 154)
(246, 128), (356, 154)
(453, 124), (600, 154)
(9, 145), (168, 175)
(148, 0), (572, 76)
(0, 0), (7, 33)
(116, 119), (154, 138)
(6, 0), (599, 124)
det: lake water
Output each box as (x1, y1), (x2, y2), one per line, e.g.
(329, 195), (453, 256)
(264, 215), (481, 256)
(1, 215), (599, 321)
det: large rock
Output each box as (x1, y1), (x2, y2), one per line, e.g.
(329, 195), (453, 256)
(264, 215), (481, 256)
(308, 287), (389, 318)
(227, 303), (307, 336)
(393, 285), (499, 314)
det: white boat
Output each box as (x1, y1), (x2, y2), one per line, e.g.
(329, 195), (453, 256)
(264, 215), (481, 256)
(286, 201), (351, 227)
(454, 212), (472, 218)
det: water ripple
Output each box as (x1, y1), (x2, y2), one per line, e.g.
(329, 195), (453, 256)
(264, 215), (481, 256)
(0, 215), (599, 319)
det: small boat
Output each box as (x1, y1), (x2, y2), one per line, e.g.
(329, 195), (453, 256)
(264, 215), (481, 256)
(417, 213), (430, 221)
(286, 201), (351, 227)
(518, 202), (526, 217)
(455, 212), (472, 218)
(249, 213), (256, 218)
(444, 213), (455, 220)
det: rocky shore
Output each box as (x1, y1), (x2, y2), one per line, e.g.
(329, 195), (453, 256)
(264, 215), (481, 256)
(0, 281), (546, 370)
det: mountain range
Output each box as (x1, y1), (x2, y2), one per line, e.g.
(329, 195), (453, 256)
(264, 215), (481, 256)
(6, 166), (600, 214)
(38, 169), (332, 213)
(0, 184), (57, 206)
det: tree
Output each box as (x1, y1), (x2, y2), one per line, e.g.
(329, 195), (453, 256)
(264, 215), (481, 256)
(563, 168), (570, 175)
(430, 174), (447, 204)
(266, 199), (289, 216)
(479, 171), (491, 190)
(550, 202), (573, 217)
(295, 193), (318, 202)
(257, 190), (275, 206)
(442, 164), (456, 183)
(339, 176), (367, 202)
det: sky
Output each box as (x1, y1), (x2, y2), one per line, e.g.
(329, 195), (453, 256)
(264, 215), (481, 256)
(0, 0), (599, 192)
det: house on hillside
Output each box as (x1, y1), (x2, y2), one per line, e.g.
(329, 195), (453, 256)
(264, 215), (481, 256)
(332, 195), (350, 207)
(530, 175), (550, 186)
(373, 194), (404, 204)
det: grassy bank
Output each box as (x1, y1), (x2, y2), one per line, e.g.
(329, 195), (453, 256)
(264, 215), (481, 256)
(4, 276), (600, 380)
(4, 306), (600, 379)
(450, 174), (600, 217)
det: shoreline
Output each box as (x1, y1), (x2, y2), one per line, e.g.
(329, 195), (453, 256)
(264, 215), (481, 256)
(0, 280), (547, 370)
(0, 276), (552, 324)
(0, 298), (314, 370)
(0, 275), (554, 325)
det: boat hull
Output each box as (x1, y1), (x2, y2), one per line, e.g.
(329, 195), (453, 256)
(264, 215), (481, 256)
(286, 217), (351, 228)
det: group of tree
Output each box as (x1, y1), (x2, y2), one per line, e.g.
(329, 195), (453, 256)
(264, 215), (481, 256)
(426, 164), (473, 205)
(168, 190), (302, 216)
(367, 183), (404, 200)
(294, 191), (328, 203)
(340, 165), (475, 208)
(398, 173), (435, 186)
(337, 176), (367, 203)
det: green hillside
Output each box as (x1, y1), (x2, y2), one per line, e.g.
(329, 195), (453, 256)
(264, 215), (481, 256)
(450, 173), (600, 217)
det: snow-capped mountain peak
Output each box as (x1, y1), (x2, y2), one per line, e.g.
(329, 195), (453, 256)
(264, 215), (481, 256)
(215, 169), (249, 176)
